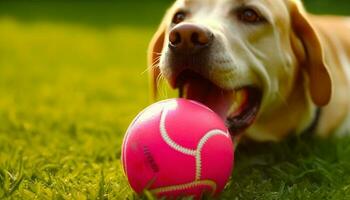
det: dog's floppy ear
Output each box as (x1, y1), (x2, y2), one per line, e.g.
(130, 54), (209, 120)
(147, 19), (167, 101)
(290, 1), (332, 106)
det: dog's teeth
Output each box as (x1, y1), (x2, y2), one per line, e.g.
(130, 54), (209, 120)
(226, 90), (245, 117)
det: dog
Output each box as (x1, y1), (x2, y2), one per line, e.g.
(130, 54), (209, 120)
(148, 0), (350, 142)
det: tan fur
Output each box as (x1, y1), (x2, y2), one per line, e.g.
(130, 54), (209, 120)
(148, 0), (350, 141)
(310, 16), (350, 137)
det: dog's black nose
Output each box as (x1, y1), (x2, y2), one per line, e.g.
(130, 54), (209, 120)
(169, 23), (213, 54)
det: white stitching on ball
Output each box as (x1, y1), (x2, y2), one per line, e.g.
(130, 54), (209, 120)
(150, 180), (217, 196)
(195, 129), (228, 180)
(160, 106), (230, 185)
(160, 108), (197, 156)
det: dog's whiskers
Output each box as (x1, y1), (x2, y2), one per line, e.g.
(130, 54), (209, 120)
(141, 54), (162, 75)
(156, 73), (170, 98)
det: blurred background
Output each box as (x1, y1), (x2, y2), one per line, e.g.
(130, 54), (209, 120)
(0, 0), (349, 199)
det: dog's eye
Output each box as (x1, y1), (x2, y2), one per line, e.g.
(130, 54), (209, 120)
(172, 11), (186, 24)
(238, 8), (265, 24)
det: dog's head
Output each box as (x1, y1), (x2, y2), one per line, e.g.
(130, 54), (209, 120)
(148, 0), (332, 136)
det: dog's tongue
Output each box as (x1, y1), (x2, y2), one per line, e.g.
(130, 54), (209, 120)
(182, 77), (235, 120)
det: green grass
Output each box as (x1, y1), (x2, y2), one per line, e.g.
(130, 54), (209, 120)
(228, 136), (350, 200)
(0, 18), (151, 199)
(0, 1), (172, 28)
(0, 1), (350, 200)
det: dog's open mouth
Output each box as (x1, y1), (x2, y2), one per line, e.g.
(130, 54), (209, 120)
(174, 70), (262, 136)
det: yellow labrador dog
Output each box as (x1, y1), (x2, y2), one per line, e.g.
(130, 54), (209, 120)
(148, 0), (350, 142)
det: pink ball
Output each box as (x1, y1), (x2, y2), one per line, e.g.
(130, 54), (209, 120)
(122, 99), (234, 199)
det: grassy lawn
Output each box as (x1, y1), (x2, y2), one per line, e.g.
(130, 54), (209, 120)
(0, 18), (152, 199)
(0, 1), (350, 199)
